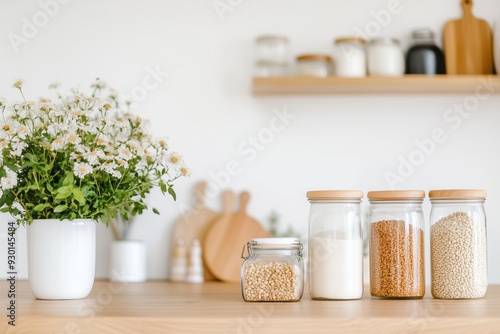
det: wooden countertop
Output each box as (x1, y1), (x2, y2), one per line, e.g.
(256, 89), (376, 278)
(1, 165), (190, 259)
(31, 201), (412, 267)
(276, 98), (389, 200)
(1, 281), (499, 333)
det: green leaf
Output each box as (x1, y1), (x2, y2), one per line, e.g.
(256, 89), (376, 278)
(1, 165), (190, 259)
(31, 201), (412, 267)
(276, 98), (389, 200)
(54, 205), (68, 213)
(159, 180), (167, 193)
(152, 208), (160, 215)
(63, 172), (75, 186)
(55, 186), (72, 199)
(46, 183), (53, 192)
(168, 186), (176, 201)
(72, 187), (85, 205)
(25, 153), (39, 163)
(34, 203), (50, 212)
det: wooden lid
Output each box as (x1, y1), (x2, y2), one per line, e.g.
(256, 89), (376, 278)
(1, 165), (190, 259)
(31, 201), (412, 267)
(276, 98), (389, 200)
(334, 37), (366, 44)
(367, 190), (425, 200)
(306, 190), (363, 200)
(296, 54), (332, 62)
(256, 35), (288, 43)
(428, 189), (486, 200)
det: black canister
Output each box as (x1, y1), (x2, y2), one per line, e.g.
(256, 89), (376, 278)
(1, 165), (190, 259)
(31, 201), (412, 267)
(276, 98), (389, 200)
(406, 29), (445, 75)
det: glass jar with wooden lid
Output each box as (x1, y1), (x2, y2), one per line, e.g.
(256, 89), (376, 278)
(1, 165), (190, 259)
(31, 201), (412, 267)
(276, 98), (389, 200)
(333, 37), (367, 77)
(429, 189), (487, 299)
(368, 190), (425, 299)
(295, 54), (332, 77)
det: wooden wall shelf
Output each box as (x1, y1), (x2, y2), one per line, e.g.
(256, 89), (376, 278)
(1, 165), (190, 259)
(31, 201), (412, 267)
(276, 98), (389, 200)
(2, 280), (500, 333)
(252, 75), (500, 95)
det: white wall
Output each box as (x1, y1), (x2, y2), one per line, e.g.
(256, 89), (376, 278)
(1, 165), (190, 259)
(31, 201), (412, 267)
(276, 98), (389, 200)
(0, 0), (499, 284)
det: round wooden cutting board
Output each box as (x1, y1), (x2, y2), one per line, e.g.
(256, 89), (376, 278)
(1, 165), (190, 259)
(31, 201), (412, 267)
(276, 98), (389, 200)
(203, 191), (269, 283)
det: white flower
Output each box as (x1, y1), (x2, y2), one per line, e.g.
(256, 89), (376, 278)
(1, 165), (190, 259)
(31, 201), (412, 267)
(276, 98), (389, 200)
(1, 167), (18, 190)
(10, 141), (28, 157)
(178, 166), (191, 177)
(100, 161), (121, 178)
(12, 79), (24, 89)
(86, 150), (105, 166)
(48, 82), (61, 90)
(118, 145), (134, 161)
(66, 132), (81, 145)
(50, 137), (66, 151)
(168, 152), (182, 165)
(73, 162), (93, 179)
(91, 78), (107, 90)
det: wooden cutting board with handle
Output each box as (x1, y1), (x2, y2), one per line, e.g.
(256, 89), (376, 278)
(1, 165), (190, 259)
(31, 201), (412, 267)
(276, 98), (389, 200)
(203, 191), (269, 283)
(171, 181), (219, 280)
(443, 0), (494, 74)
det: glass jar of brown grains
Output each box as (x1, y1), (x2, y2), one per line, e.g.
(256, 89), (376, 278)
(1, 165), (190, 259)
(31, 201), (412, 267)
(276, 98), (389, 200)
(429, 189), (488, 299)
(368, 190), (425, 299)
(241, 238), (304, 302)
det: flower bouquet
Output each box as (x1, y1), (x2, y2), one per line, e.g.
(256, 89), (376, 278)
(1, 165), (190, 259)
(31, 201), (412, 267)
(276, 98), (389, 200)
(0, 79), (188, 298)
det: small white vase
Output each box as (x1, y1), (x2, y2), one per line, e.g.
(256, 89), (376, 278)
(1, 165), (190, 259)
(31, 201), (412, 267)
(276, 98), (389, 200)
(109, 240), (147, 282)
(27, 219), (96, 300)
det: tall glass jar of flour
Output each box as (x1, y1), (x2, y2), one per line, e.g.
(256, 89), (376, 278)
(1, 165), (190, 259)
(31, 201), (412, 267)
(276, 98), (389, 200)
(429, 189), (488, 299)
(307, 190), (364, 300)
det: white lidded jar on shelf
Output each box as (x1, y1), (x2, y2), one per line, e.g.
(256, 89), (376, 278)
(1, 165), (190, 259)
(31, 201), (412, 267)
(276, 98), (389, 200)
(367, 38), (405, 76)
(307, 190), (364, 300)
(429, 189), (488, 299)
(333, 37), (367, 77)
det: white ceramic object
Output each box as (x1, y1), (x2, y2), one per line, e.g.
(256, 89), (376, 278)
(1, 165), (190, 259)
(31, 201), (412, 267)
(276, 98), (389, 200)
(367, 37), (405, 76)
(494, 21), (500, 74)
(109, 240), (147, 282)
(27, 219), (96, 300)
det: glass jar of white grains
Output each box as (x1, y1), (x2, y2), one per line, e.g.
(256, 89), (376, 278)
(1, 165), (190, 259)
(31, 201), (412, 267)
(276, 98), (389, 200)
(241, 238), (304, 302)
(307, 190), (364, 300)
(429, 189), (488, 299)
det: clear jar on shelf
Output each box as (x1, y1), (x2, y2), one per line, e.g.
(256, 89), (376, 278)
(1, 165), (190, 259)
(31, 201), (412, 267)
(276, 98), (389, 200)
(367, 38), (405, 76)
(307, 190), (364, 300)
(368, 190), (425, 299)
(429, 189), (488, 299)
(254, 35), (290, 77)
(241, 238), (304, 302)
(296, 54), (332, 77)
(333, 37), (367, 77)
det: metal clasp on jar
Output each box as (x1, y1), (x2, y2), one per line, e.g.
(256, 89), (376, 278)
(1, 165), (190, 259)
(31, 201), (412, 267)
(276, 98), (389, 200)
(241, 241), (257, 260)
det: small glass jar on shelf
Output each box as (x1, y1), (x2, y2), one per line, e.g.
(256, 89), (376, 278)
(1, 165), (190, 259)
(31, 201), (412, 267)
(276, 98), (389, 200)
(241, 238), (304, 302)
(254, 35), (290, 77)
(333, 37), (367, 77)
(295, 54), (332, 77)
(367, 38), (405, 76)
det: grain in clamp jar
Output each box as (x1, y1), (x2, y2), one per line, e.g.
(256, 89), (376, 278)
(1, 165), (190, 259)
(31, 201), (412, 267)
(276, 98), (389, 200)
(368, 190), (425, 299)
(429, 189), (488, 299)
(241, 238), (304, 302)
(307, 190), (364, 300)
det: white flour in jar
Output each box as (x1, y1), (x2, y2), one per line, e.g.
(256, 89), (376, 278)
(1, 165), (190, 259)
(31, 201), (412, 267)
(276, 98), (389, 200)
(309, 233), (363, 299)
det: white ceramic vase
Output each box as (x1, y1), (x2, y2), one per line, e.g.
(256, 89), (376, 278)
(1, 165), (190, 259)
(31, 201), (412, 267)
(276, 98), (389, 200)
(109, 240), (147, 282)
(27, 219), (96, 300)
